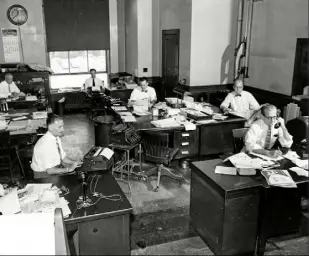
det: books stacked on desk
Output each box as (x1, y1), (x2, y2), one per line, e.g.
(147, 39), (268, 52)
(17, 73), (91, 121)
(261, 169), (297, 188)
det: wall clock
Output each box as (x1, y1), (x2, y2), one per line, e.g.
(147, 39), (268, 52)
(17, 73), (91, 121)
(7, 4), (28, 26)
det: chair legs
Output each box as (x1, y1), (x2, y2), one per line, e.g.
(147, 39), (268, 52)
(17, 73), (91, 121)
(147, 164), (184, 192)
(15, 148), (26, 180)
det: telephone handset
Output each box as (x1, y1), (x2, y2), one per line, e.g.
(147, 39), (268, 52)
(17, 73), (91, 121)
(274, 109), (281, 129)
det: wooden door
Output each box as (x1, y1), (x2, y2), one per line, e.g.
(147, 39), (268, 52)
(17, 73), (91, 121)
(162, 29), (179, 98)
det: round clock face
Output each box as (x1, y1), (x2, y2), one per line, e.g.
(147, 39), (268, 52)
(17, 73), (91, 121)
(7, 5), (28, 26)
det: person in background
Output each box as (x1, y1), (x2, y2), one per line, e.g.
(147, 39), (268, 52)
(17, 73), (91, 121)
(220, 79), (260, 119)
(31, 114), (82, 179)
(83, 68), (105, 92)
(128, 77), (157, 109)
(0, 73), (25, 98)
(244, 104), (293, 158)
(303, 85), (308, 96)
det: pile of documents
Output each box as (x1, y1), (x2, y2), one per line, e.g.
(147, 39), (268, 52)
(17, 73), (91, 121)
(0, 184), (71, 218)
(261, 169), (297, 188)
(151, 117), (181, 128)
(118, 111), (136, 122)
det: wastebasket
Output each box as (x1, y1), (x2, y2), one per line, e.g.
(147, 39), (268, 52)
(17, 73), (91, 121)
(93, 115), (115, 146)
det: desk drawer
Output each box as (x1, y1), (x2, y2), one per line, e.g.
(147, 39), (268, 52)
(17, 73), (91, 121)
(175, 145), (198, 159)
(174, 130), (198, 143)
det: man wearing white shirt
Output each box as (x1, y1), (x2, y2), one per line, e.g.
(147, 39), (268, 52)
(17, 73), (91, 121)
(220, 79), (260, 119)
(31, 114), (82, 179)
(244, 104), (293, 158)
(129, 77), (157, 109)
(0, 73), (24, 98)
(83, 68), (105, 91)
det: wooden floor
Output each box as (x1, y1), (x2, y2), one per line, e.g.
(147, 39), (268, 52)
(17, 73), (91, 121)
(2, 112), (308, 255)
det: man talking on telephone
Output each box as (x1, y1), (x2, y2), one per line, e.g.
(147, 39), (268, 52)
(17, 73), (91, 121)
(244, 104), (293, 158)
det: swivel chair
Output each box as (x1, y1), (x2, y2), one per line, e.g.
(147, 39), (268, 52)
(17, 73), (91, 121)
(141, 130), (184, 192)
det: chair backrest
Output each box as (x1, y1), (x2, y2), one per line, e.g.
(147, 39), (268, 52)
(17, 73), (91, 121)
(141, 131), (172, 166)
(232, 128), (249, 153)
(0, 131), (10, 156)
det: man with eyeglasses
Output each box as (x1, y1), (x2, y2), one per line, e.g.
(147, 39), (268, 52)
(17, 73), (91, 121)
(220, 79), (260, 119)
(244, 104), (293, 158)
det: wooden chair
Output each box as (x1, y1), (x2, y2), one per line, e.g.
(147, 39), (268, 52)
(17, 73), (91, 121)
(141, 131), (184, 192)
(0, 131), (26, 182)
(0, 98), (8, 112)
(232, 128), (249, 153)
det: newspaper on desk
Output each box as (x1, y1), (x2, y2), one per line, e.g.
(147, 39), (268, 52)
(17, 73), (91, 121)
(261, 169), (297, 188)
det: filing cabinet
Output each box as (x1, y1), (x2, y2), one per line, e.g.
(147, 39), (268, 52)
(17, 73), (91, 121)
(173, 129), (199, 159)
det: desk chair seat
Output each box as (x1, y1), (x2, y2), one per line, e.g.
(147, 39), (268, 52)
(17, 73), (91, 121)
(0, 131), (26, 182)
(232, 128), (249, 153)
(141, 131), (184, 192)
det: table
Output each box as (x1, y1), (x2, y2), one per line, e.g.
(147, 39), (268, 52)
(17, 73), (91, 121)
(34, 171), (133, 255)
(190, 158), (309, 255)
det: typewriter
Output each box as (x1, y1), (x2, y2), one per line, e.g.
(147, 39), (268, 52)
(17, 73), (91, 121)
(111, 123), (141, 146)
(83, 146), (113, 172)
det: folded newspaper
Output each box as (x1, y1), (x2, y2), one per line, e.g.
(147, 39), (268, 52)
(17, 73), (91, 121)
(261, 169), (297, 188)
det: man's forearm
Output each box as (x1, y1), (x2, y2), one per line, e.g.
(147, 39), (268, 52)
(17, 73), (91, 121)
(62, 156), (76, 165)
(46, 167), (70, 175)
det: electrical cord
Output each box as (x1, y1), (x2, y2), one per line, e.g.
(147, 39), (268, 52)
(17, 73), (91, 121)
(71, 174), (122, 218)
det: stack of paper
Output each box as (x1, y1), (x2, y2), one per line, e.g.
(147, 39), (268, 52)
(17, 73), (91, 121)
(238, 168), (256, 176)
(290, 167), (308, 177)
(112, 106), (127, 111)
(249, 151), (284, 161)
(215, 166), (237, 175)
(121, 115), (136, 122)
(225, 152), (276, 169)
(261, 169), (297, 188)
(151, 118), (181, 128)
(0, 188), (21, 215)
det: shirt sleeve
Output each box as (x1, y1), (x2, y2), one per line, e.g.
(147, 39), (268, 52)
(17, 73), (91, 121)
(11, 82), (20, 93)
(130, 89), (137, 101)
(244, 123), (263, 152)
(149, 88), (157, 102)
(220, 94), (231, 110)
(0, 81), (8, 98)
(278, 127), (293, 148)
(248, 93), (260, 111)
(31, 146), (54, 172)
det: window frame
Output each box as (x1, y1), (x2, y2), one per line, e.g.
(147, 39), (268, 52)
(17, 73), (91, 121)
(48, 49), (110, 76)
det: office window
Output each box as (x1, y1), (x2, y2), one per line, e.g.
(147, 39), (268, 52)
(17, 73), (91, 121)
(49, 50), (108, 74)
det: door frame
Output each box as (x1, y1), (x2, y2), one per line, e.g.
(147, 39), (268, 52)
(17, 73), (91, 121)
(162, 29), (180, 95)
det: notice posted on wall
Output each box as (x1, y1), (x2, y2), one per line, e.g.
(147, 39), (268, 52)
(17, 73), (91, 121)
(1, 28), (20, 62)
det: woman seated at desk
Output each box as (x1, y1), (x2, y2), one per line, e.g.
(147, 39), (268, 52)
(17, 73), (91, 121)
(128, 77), (157, 111)
(0, 73), (25, 99)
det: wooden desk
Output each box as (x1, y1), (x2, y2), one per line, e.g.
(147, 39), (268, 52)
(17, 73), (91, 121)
(35, 171), (133, 255)
(132, 113), (245, 158)
(190, 158), (309, 255)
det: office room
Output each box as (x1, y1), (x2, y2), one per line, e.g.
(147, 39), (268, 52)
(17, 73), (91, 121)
(0, 0), (308, 255)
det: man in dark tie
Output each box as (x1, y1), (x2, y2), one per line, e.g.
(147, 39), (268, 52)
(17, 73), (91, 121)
(83, 68), (105, 92)
(220, 79), (260, 119)
(31, 114), (82, 179)
(244, 104), (293, 158)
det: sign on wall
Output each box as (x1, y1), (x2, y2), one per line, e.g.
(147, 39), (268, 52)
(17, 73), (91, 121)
(1, 28), (21, 62)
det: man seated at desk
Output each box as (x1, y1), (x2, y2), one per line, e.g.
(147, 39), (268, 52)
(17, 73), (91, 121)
(244, 104), (293, 158)
(128, 77), (157, 110)
(83, 68), (105, 92)
(0, 73), (25, 99)
(31, 114), (82, 179)
(220, 79), (260, 119)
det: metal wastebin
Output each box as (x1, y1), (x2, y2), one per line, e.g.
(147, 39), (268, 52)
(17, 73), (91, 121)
(93, 115), (115, 146)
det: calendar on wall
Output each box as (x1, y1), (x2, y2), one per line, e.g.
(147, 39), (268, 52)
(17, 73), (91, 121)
(1, 28), (21, 63)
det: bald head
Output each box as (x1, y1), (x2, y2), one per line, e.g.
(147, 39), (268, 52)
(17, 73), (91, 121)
(5, 73), (13, 84)
(233, 79), (244, 94)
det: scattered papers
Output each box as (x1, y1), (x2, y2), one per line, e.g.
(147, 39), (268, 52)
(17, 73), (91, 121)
(261, 169), (296, 188)
(215, 166), (237, 175)
(100, 147), (114, 160)
(238, 168), (256, 176)
(121, 115), (136, 122)
(7, 112), (28, 117)
(12, 116), (28, 121)
(212, 113), (228, 120)
(118, 111), (133, 116)
(0, 188), (21, 215)
(26, 95), (38, 101)
(294, 159), (308, 170)
(183, 121), (196, 131)
(282, 150), (300, 162)
(290, 167), (308, 177)
(0, 212), (56, 255)
(196, 119), (217, 124)
(32, 111), (48, 119)
(249, 151), (284, 161)
(112, 106), (127, 111)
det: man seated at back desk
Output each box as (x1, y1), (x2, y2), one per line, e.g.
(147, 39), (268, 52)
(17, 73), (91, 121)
(244, 104), (293, 158)
(220, 79), (260, 119)
(0, 73), (25, 99)
(83, 68), (105, 92)
(128, 77), (157, 111)
(31, 114), (82, 179)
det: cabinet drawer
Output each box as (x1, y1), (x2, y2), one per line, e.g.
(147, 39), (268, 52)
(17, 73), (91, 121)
(174, 130), (198, 143)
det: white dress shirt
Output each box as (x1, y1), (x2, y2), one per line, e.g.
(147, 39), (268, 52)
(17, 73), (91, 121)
(31, 131), (66, 173)
(244, 119), (293, 152)
(0, 80), (20, 98)
(220, 91), (260, 118)
(84, 77), (104, 90)
(130, 86), (157, 102)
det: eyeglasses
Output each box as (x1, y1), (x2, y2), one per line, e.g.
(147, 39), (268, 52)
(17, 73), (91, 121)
(264, 115), (277, 121)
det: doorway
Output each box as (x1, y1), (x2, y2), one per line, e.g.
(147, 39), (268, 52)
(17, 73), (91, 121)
(162, 29), (180, 98)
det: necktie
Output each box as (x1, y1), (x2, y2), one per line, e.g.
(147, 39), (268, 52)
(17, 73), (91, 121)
(93, 78), (95, 87)
(235, 94), (241, 97)
(56, 138), (63, 166)
(8, 83), (11, 93)
(264, 125), (272, 149)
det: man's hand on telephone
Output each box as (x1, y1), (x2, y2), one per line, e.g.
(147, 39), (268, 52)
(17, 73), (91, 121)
(277, 117), (285, 128)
